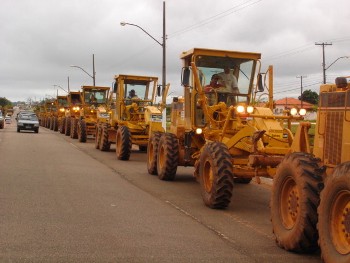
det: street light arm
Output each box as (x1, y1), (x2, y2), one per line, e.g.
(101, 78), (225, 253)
(53, 84), (68, 93)
(120, 22), (163, 47)
(325, 56), (350, 71)
(70, 65), (94, 79)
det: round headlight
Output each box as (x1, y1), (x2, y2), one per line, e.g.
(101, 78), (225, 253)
(299, 108), (306, 116)
(236, 105), (245, 113)
(195, 128), (203, 134)
(290, 108), (298, 116)
(247, 106), (254, 114)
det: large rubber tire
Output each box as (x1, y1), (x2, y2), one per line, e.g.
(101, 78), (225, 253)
(100, 123), (111, 152)
(53, 117), (58, 131)
(147, 132), (162, 175)
(70, 119), (78, 139)
(271, 152), (324, 252)
(95, 125), (101, 149)
(318, 162), (350, 263)
(116, 126), (132, 160)
(65, 117), (71, 136)
(157, 133), (179, 181)
(78, 119), (87, 142)
(50, 117), (54, 130)
(199, 142), (234, 209)
(59, 117), (66, 134)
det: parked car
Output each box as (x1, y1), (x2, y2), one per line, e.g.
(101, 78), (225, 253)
(17, 113), (39, 133)
(5, 116), (11, 124)
(0, 112), (4, 129)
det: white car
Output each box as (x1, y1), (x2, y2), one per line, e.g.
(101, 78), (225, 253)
(17, 114), (39, 133)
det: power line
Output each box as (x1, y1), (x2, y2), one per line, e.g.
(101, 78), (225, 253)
(168, 0), (263, 39)
(315, 42), (333, 84)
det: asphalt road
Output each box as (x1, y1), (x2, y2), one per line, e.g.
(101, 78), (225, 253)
(0, 118), (322, 263)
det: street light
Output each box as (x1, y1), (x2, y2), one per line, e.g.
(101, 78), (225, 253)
(120, 1), (166, 91)
(70, 54), (96, 86)
(53, 84), (68, 93)
(324, 56), (350, 83)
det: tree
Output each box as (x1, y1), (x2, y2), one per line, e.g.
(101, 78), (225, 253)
(298, 89), (318, 105)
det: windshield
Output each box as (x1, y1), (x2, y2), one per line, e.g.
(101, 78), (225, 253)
(195, 55), (256, 103)
(123, 81), (151, 101)
(84, 90), (107, 104)
(58, 98), (68, 107)
(19, 114), (38, 121)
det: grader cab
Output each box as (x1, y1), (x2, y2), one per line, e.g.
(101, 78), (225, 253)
(147, 48), (305, 209)
(95, 74), (168, 161)
(272, 76), (350, 263)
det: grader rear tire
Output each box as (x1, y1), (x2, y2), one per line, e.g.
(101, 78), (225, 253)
(157, 133), (179, 181)
(95, 125), (101, 149)
(116, 126), (131, 160)
(147, 132), (161, 175)
(271, 152), (324, 252)
(318, 162), (350, 263)
(100, 123), (110, 151)
(78, 119), (87, 142)
(65, 118), (71, 136)
(199, 142), (234, 209)
(53, 117), (58, 131)
(59, 117), (65, 134)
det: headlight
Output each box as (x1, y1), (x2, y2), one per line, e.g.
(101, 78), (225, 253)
(236, 105), (245, 113)
(290, 108), (298, 116)
(247, 106), (254, 114)
(59, 108), (65, 112)
(299, 108), (306, 116)
(195, 128), (203, 134)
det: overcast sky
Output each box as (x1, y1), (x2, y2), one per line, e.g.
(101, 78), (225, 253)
(1, 0), (349, 102)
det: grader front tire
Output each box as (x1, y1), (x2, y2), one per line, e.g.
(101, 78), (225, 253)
(199, 142), (234, 209)
(116, 126), (132, 160)
(64, 118), (71, 136)
(95, 125), (101, 149)
(78, 119), (87, 142)
(271, 152), (324, 253)
(100, 124), (110, 152)
(157, 133), (179, 181)
(147, 132), (161, 175)
(318, 162), (350, 263)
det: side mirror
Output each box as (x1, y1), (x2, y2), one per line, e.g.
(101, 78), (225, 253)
(257, 74), (264, 92)
(181, 67), (190, 87)
(157, 85), (161, 97)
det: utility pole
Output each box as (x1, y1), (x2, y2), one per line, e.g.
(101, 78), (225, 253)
(297, 75), (307, 108)
(315, 42), (332, 84)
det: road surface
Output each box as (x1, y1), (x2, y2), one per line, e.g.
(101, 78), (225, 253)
(0, 119), (322, 262)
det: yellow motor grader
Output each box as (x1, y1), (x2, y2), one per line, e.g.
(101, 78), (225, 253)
(74, 85), (110, 143)
(271, 76), (350, 263)
(42, 100), (56, 128)
(95, 74), (168, 160)
(147, 48), (305, 209)
(64, 91), (82, 137)
(48, 95), (69, 132)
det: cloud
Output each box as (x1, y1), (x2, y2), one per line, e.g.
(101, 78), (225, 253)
(0, 0), (349, 102)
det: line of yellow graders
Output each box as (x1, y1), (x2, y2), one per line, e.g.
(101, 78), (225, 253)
(35, 47), (350, 263)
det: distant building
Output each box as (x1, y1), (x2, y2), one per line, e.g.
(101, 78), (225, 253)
(274, 97), (316, 120)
